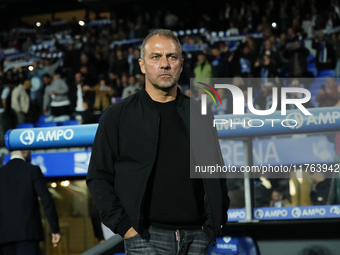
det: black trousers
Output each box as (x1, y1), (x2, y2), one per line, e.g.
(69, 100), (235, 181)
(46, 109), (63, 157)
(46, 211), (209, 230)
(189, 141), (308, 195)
(0, 241), (40, 255)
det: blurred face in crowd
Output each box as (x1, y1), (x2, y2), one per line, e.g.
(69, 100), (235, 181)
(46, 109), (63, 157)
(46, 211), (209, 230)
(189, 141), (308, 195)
(197, 53), (206, 63)
(291, 78), (300, 87)
(211, 48), (220, 57)
(327, 77), (336, 89)
(139, 35), (183, 92)
(264, 40), (271, 51)
(99, 79), (106, 86)
(75, 73), (82, 84)
(271, 191), (283, 202)
(80, 54), (88, 64)
(128, 76), (136, 85)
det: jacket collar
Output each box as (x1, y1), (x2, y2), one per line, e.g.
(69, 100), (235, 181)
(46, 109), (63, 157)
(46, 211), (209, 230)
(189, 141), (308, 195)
(140, 85), (184, 110)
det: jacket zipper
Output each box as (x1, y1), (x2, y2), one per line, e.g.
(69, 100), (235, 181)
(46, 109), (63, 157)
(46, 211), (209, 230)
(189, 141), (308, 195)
(137, 114), (161, 235)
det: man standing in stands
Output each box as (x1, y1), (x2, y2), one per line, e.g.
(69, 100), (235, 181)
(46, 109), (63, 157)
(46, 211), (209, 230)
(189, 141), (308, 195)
(0, 150), (61, 255)
(87, 29), (229, 254)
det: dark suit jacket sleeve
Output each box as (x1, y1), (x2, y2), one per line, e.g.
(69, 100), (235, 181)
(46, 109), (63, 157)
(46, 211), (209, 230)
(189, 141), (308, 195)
(86, 105), (132, 237)
(32, 166), (60, 234)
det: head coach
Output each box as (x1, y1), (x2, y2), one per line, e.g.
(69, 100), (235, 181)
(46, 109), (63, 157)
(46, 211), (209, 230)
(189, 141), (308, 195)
(86, 29), (230, 255)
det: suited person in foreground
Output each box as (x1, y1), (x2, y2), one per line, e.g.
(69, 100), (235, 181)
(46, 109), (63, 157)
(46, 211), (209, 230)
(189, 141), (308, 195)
(0, 150), (61, 255)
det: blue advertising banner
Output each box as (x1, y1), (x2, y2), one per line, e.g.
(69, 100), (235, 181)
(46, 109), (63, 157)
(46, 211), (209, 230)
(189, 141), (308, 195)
(220, 135), (335, 167)
(5, 124), (98, 150)
(227, 209), (246, 222)
(4, 150), (91, 178)
(254, 205), (340, 220)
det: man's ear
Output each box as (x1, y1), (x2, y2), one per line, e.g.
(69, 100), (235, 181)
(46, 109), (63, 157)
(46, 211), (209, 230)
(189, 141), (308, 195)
(139, 58), (146, 74)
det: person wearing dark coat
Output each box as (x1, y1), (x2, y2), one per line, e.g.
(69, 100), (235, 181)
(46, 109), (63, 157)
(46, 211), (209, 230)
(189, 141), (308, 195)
(0, 150), (61, 255)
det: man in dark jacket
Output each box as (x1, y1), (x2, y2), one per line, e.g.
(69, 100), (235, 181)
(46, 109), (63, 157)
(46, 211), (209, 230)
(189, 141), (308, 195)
(0, 150), (61, 255)
(87, 29), (229, 254)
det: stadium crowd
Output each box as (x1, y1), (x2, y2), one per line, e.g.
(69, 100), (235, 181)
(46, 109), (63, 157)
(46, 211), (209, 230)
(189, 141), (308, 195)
(1, 0), (340, 138)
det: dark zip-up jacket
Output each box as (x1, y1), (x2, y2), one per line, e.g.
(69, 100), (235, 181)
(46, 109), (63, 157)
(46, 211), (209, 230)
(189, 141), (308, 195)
(86, 86), (230, 243)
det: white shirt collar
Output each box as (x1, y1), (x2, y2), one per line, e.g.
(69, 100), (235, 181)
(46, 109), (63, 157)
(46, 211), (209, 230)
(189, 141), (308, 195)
(10, 155), (26, 161)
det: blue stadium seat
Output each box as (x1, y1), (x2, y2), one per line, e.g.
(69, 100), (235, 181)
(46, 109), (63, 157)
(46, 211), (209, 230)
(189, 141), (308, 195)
(38, 115), (50, 123)
(317, 69), (336, 78)
(307, 66), (318, 77)
(35, 122), (57, 128)
(207, 227), (259, 255)
(16, 123), (34, 129)
(306, 53), (316, 65)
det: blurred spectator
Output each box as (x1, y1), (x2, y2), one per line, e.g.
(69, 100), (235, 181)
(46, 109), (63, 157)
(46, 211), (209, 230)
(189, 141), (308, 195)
(121, 75), (141, 99)
(94, 52), (109, 79)
(69, 72), (86, 117)
(164, 11), (178, 29)
(80, 99), (98, 124)
(45, 73), (70, 122)
(230, 44), (253, 78)
(254, 81), (277, 110)
(312, 32), (336, 72)
(270, 189), (292, 208)
(42, 58), (61, 77)
(210, 88), (233, 115)
(254, 54), (278, 83)
(226, 22), (239, 36)
(83, 78), (114, 111)
(0, 90), (18, 139)
(240, 85), (252, 113)
(310, 172), (331, 205)
(333, 0), (340, 19)
(315, 77), (338, 107)
(283, 38), (310, 77)
(11, 80), (31, 124)
(42, 73), (53, 115)
(194, 53), (213, 78)
(288, 78), (314, 109)
(21, 36), (33, 54)
(131, 48), (142, 76)
(1, 83), (11, 110)
(111, 49), (129, 78)
(80, 52), (97, 86)
(329, 33), (340, 77)
(259, 39), (282, 68)
(301, 14), (313, 38)
(210, 48), (229, 77)
(278, 11), (290, 35)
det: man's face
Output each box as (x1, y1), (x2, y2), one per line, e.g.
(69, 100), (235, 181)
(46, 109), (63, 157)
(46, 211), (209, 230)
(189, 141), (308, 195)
(139, 35), (183, 92)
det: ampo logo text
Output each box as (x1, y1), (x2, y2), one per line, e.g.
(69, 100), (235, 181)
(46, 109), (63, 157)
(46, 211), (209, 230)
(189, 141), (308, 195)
(20, 129), (74, 145)
(20, 130), (35, 145)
